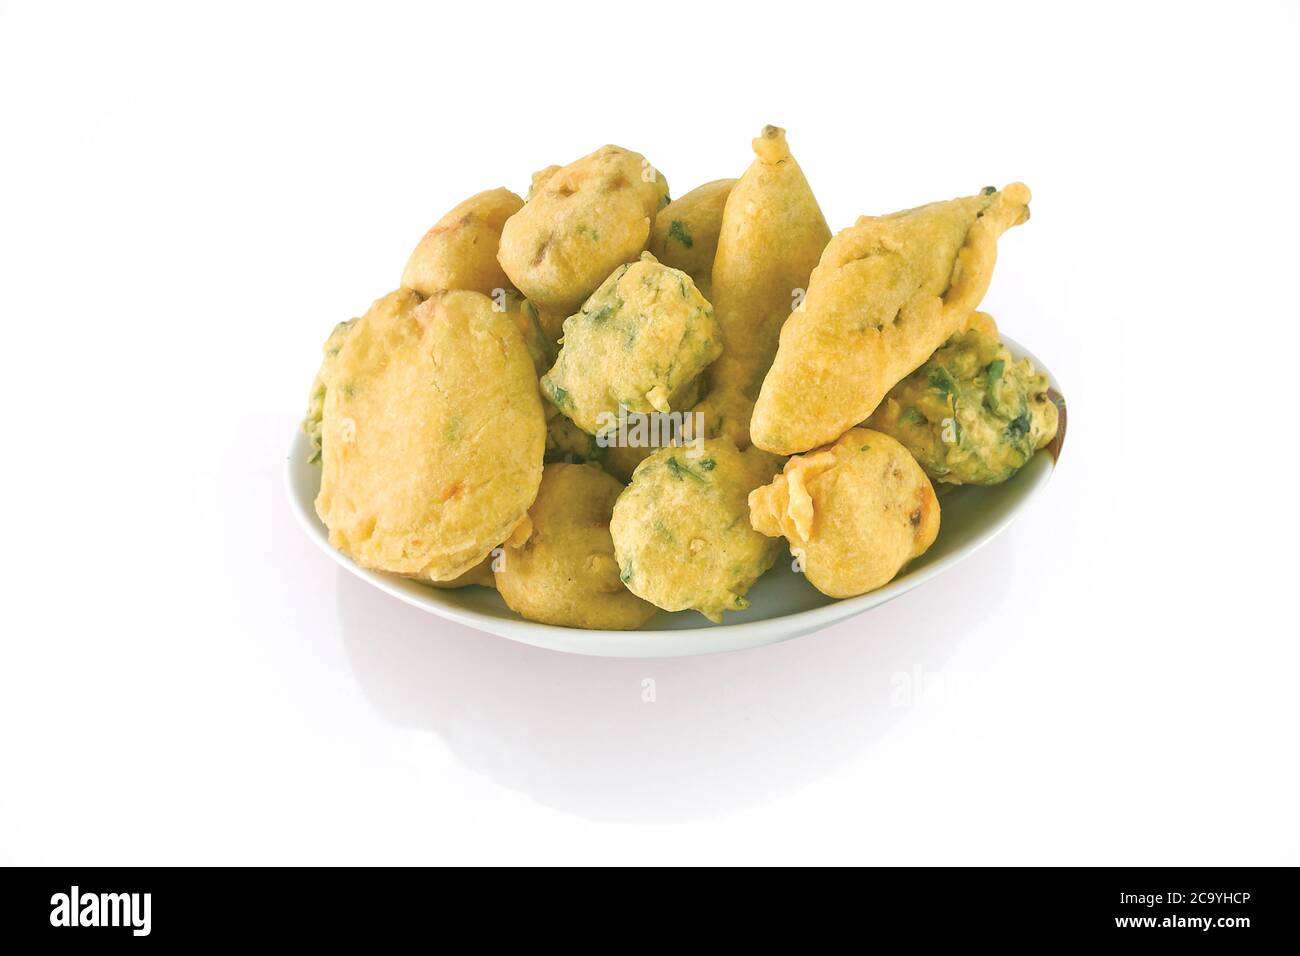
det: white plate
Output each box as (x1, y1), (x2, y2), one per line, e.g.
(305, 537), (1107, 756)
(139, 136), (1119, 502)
(286, 336), (1065, 658)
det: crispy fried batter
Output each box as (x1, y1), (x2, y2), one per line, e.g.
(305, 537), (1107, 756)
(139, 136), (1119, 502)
(693, 127), (830, 448)
(540, 253), (721, 434)
(751, 184), (1030, 455)
(647, 178), (736, 294)
(496, 463), (657, 629)
(498, 145), (669, 315)
(749, 428), (939, 598)
(611, 438), (781, 622)
(401, 188), (523, 297)
(867, 325), (1058, 485)
(315, 289), (545, 581)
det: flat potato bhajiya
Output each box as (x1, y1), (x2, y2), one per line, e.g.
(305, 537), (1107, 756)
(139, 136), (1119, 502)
(401, 188), (523, 297)
(495, 463), (658, 629)
(867, 325), (1058, 485)
(751, 184), (1031, 456)
(497, 145), (670, 316)
(749, 428), (939, 598)
(693, 127), (830, 448)
(540, 253), (721, 435)
(315, 288), (545, 581)
(610, 438), (782, 622)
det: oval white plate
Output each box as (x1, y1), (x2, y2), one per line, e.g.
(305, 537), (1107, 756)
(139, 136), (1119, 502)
(287, 336), (1064, 658)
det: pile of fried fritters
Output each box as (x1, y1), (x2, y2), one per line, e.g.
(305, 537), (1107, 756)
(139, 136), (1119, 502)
(304, 127), (1059, 629)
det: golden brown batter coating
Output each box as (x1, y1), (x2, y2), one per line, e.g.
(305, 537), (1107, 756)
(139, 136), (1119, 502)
(540, 253), (721, 435)
(315, 289), (545, 581)
(693, 127), (830, 448)
(751, 184), (1031, 455)
(611, 438), (781, 622)
(497, 145), (669, 315)
(401, 188), (523, 297)
(496, 463), (658, 629)
(646, 178), (736, 291)
(749, 428), (939, 598)
(867, 325), (1058, 485)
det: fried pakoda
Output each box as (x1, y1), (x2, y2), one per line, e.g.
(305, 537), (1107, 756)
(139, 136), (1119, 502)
(867, 325), (1058, 485)
(495, 463), (658, 629)
(494, 289), (556, 375)
(512, 169), (570, 343)
(302, 316), (359, 464)
(315, 289), (545, 581)
(610, 438), (781, 622)
(526, 164), (561, 201)
(544, 404), (606, 465)
(401, 188), (523, 298)
(540, 253), (721, 435)
(646, 178), (737, 298)
(497, 145), (670, 315)
(965, 310), (999, 337)
(304, 286), (552, 460)
(749, 428), (939, 598)
(593, 372), (704, 481)
(751, 184), (1031, 456)
(532, 304), (568, 346)
(428, 554), (497, 590)
(601, 442), (654, 483)
(692, 127), (830, 448)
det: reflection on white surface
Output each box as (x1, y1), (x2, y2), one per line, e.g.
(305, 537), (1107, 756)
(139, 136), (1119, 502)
(335, 532), (1014, 822)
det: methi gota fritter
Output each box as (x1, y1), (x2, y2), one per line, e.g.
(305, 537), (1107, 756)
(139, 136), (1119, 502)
(540, 252), (721, 435)
(610, 439), (783, 623)
(608, 439), (780, 624)
(301, 127), (1057, 630)
(868, 325), (1058, 485)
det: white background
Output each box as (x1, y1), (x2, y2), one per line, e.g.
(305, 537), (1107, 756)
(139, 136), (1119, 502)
(2, 0), (1297, 865)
